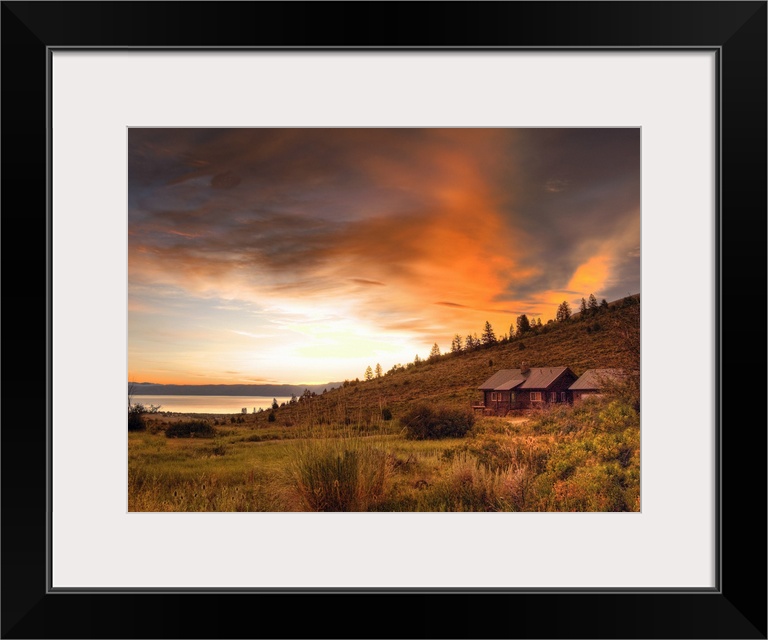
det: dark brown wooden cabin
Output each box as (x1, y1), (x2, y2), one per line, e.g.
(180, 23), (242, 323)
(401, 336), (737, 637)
(476, 366), (577, 415)
(569, 369), (622, 402)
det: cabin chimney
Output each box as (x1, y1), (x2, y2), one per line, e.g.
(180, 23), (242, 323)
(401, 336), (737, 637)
(521, 361), (530, 374)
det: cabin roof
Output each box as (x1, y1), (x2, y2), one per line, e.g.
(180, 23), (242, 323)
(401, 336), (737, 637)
(478, 367), (573, 391)
(478, 369), (520, 390)
(569, 369), (623, 391)
(494, 378), (525, 391)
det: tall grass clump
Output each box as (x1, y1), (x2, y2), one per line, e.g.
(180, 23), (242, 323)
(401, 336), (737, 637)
(416, 456), (515, 511)
(288, 429), (393, 511)
(401, 403), (475, 440)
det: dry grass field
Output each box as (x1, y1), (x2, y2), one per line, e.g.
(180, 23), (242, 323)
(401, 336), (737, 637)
(129, 297), (640, 512)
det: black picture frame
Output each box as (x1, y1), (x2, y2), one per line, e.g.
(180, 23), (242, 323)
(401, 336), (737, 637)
(2, 2), (765, 638)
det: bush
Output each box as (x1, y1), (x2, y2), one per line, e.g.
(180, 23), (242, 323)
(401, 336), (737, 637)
(381, 407), (393, 421)
(128, 400), (162, 431)
(128, 406), (146, 431)
(268, 411), (276, 422)
(597, 400), (639, 432)
(401, 403), (475, 440)
(165, 420), (216, 438)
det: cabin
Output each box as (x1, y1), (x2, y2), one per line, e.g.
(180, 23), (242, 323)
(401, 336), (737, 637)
(569, 369), (622, 402)
(476, 366), (577, 415)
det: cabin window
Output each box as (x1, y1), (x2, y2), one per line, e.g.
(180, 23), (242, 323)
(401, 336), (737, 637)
(549, 392), (557, 402)
(560, 392), (567, 402)
(530, 392), (542, 402)
(490, 392), (498, 401)
(510, 392), (515, 402)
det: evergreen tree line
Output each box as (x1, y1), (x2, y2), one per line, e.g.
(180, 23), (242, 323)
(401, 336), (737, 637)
(361, 294), (634, 380)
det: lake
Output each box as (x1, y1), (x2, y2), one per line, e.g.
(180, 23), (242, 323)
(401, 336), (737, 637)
(132, 395), (292, 415)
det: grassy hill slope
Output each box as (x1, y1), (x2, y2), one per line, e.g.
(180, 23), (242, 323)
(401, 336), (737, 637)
(253, 295), (640, 427)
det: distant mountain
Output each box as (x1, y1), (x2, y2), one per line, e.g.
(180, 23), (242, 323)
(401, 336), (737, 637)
(129, 382), (343, 397)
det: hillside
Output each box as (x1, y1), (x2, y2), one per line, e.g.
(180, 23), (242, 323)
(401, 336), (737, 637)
(250, 295), (640, 426)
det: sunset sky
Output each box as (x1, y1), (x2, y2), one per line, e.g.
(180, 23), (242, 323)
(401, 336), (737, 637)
(128, 128), (640, 385)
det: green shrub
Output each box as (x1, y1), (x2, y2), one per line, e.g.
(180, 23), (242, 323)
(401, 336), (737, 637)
(165, 420), (216, 438)
(401, 403), (475, 440)
(597, 400), (638, 432)
(551, 462), (629, 511)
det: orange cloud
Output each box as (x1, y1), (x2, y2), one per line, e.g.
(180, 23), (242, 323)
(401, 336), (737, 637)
(130, 131), (539, 348)
(566, 255), (611, 295)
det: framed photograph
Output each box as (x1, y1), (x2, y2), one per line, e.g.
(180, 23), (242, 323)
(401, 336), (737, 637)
(3, 2), (765, 638)
(125, 125), (642, 516)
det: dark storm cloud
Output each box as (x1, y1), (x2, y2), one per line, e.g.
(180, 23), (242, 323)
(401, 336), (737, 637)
(492, 128), (640, 302)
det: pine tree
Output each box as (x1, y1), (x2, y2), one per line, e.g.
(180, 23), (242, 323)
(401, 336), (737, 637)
(600, 298), (609, 311)
(580, 297), (588, 316)
(481, 321), (497, 345)
(515, 314), (531, 336)
(364, 365), (373, 381)
(429, 343), (441, 361)
(536, 317), (543, 328)
(556, 301), (572, 322)
(375, 363), (383, 378)
(588, 293), (599, 314)
(450, 334), (463, 353)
